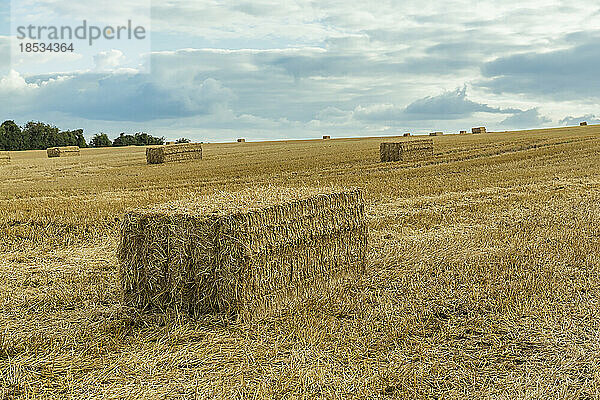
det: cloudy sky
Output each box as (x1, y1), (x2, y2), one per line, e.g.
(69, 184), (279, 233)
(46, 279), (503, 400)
(1, 0), (600, 141)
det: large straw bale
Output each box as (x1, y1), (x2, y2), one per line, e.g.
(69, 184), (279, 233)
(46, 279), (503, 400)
(580, 122), (588, 126)
(403, 133), (411, 137)
(46, 146), (80, 158)
(459, 130), (468, 135)
(118, 187), (368, 319)
(237, 138), (246, 143)
(380, 139), (434, 162)
(429, 132), (443, 136)
(146, 143), (203, 164)
(472, 127), (487, 134)
(0, 151), (10, 164)
(322, 135), (331, 139)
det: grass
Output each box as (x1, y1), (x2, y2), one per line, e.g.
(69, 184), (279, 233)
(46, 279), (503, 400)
(1, 126), (600, 398)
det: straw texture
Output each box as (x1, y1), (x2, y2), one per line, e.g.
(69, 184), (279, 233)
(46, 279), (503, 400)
(146, 143), (203, 164)
(472, 127), (487, 134)
(118, 187), (368, 319)
(46, 146), (80, 158)
(0, 151), (10, 164)
(380, 139), (434, 162)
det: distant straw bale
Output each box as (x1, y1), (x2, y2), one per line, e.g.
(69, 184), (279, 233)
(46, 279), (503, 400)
(47, 146), (80, 158)
(118, 187), (368, 319)
(580, 122), (588, 126)
(429, 132), (443, 136)
(0, 151), (10, 164)
(460, 130), (468, 134)
(146, 143), (203, 164)
(380, 139), (433, 162)
(472, 127), (487, 134)
(403, 133), (411, 137)
(237, 138), (246, 143)
(322, 135), (331, 140)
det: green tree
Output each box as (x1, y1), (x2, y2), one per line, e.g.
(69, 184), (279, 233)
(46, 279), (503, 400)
(134, 132), (164, 145)
(113, 132), (164, 146)
(0, 125), (6, 150)
(22, 121), (60, 149)
(90, 133), (112, 147)
(61, 129), (86, 148)
(1, 121), (23, 151)
(175, 138), (191, 144)
(112, 133), (138, 146)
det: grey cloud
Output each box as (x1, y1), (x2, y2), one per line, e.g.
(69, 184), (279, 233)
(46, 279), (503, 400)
(354, 87), (522, 122)
(500, 108), (551, 128)
(559, 114), (600, 126)
(268, 49), (476, 79)
(404, 87), (520, 119)
(4, 71), (234, 121)
(478, 35), (600, 99)
(425, 39), (528, 62)
(315, 106), (353, 122)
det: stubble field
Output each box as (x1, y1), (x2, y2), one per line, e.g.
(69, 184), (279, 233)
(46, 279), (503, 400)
(1, 126), (600, 398)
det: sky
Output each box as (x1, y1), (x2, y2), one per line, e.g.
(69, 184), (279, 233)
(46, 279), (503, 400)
(1, 0), (600, 142)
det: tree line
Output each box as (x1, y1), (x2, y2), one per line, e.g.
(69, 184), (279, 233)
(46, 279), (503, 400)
(0, 120), (183, 151)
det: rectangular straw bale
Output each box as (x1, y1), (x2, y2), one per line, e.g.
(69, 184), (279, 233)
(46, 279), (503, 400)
(46, 146), (80, 158)
(380, 139), (433, 162)
(429, 132), (443, 136)
(0, 151), (10, 164)
(580, 122), (588, 126)
(472, 127), (487, 134)
(237, 138), (246, 142)
(459, 130), (468, 134)
(146, 143), (203, 164)
(118, 187), (368, 319)
(322, 135), (331, 139)
(403, 133), (411, 137)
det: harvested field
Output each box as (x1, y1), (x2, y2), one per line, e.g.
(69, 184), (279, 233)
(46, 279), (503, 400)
(46, 146), (80, 157)
(0, 151), (9, 164)
(146, 143), (203, 164)
(119, 187), (367, 319)
(380, 139), (434, 162)
(2, 125), (600, 398)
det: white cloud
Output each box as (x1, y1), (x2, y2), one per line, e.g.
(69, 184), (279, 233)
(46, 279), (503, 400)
(0, 70), (37, 91)
(93, 49), (124, 70)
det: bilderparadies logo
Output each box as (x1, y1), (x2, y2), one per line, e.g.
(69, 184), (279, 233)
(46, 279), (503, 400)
(15, 20), (146, 48)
